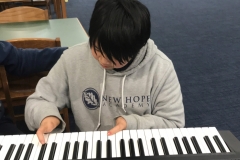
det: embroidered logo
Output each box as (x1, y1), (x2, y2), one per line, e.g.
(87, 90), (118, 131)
(82, 88), (100, 110)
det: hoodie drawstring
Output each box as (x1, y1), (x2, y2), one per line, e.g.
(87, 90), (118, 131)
(95, 69), (106, 131)
(121, 75), (127, 112)
(95, 69), (127, 131)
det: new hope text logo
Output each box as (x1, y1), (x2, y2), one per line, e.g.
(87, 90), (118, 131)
(82, 87), (150, 110)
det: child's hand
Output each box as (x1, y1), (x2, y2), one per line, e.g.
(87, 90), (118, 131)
(108, 116), (127, 136)
(36, 116), (60, 144)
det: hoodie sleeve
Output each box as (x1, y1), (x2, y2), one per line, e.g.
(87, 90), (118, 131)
(122, 61), (185, 129)
(0, 40), (67, 76)
(25, 54), (69, 132)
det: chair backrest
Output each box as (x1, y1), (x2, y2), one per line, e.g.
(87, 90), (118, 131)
(8, 37), (61, 49)
(0, 6), (48, 23)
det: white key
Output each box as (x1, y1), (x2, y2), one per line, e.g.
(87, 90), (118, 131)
(108, 133), (116, 157)
(53, 133), (64, 160)
(68, 132), (79, 159)
(2, 135), (19, 159)
(33, 134), (49, 159)
(187, 128), (207, 153)
(10, 134), (26, 160)
(101, 131), (107, 158)
(77, 132), (85, 159)
(29, 134), (40, 160)
(0, 135), (4, 144)
(209, 127), (230, 152)
(129, 130), (140, 157)
(144, 129), (154, 156)
(165, 129), (178, 155)
(0, 135), (12, 158)
(151, 129), (164, 155)
(20, 134), (34, 160)
(195, 128), (210, 153)
(122, 130), (130, 157)
(172, 128), (187, 154)
(159, 129), (174, 155)
(58, 133), (71, 160)
(0, 135), (5, 156)
(137, 129), (149, 156)
(179, 128), (197, 154)
(115, 131), (122, 157)
(85, 131), (93, 159)
(92, 131), (101, 159)
(202, 127), (221, 153)
(43, 133), (57, 160)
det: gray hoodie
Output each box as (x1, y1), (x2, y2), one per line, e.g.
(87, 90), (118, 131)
(25, 39), (185, 132)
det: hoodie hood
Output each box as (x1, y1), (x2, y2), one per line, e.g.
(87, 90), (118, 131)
(105, 39), (157, 76)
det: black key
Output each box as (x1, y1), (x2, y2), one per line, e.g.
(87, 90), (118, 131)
(107, 140), (112, 158)
(23, 143), (34, 160)
(72, 141), (79, 160)
(82, 141), (88, 159)
(128, 139), (135, 157)
(48, 142), (57, 160)
(38, 143), (47, 160)
(160, 138), (169, 155)
(5, 144), (16, 160)
(137, 138), (145, 156)
(173, 137), (183, 154)
(96, 140), (101, 158)
(62, 142), (70, 160)
(204, 136), (216, 153)
(0, 145), (2, 151)
(182, 137), (192, 154)
(150, 138), (159, 156)
(213, 135), (226, 152)
(191, 136), (202, 154)
(120, 139), (126, 158)
(14, 144), (25, 160)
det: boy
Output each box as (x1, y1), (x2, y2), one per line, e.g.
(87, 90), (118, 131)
(25, 0), (185, 144)
(0, 40), (67, 135)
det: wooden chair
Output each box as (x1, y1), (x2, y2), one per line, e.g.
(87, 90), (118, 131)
(0, 6), (48, 23)
(0, 0), (51, 17)
(53, 0), (67, 18)
(0, 37), (70, 132)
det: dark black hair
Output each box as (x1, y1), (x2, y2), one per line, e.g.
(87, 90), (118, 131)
(89, 0), (151, 64)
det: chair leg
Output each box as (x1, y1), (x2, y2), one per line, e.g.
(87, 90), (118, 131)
(46, 0), (51, 18)
(60, 0), (67, 18)
(54, 0), (62, 18)
(0, 65), (16, 123)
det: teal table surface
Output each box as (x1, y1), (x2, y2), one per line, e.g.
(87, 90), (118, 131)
(0, 18), (89, 47)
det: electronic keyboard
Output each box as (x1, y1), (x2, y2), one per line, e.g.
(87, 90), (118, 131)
(0, 127), (240, 160)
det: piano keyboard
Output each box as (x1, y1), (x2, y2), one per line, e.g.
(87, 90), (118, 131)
(0, 127), (239, 160)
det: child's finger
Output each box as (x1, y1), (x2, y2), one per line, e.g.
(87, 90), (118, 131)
(108, 125), (122, 136)
(36, 127), (47, 144)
